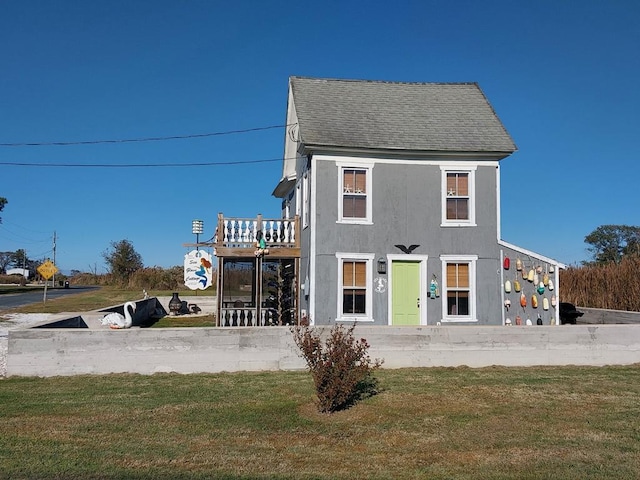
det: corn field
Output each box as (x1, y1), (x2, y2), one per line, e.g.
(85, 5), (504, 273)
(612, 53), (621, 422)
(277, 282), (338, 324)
(560, 256), (640, 311)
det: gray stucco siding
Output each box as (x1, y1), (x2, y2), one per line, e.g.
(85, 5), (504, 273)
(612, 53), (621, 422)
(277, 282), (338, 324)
(312, 160), (500, 256)
(309, 157), (505, 325)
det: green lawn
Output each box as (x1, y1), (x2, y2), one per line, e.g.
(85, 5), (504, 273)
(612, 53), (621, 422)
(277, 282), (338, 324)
(1, 366), (639, 479)
(0, 286), (214, 316)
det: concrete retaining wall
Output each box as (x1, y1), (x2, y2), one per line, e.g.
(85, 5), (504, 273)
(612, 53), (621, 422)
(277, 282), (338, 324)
(7, 325), (640, 377)
(578, 307), (640, 325)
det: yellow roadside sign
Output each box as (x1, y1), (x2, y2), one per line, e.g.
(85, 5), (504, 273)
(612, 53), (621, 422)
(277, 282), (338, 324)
(37, 260), (58, 280)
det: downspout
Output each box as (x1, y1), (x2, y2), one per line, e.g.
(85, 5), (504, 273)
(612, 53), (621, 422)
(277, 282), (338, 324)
(554, 267), (561, 326)
(496, 165), (501, 241)
(497, 167), (506, 326)
(500, 249), (506, 326)
(308, 155), (316, 325)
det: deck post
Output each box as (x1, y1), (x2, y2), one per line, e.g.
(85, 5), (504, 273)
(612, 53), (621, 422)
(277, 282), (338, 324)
(294, 215), (300, 248)
(216, 213), (224, 247)
(216, 257), (223, 326)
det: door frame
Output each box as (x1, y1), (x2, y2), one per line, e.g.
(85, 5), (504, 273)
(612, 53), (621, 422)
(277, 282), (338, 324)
(387, 254), (429, 326)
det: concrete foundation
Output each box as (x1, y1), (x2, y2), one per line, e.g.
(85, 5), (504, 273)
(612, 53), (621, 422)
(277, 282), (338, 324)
(7, 325), (640, 377)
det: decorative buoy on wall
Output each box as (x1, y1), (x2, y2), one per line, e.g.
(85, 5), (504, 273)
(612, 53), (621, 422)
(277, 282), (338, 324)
(543, 297), (549, 310)
(520, 292), (527, 308)
(505, 280), (512, 293)
(503, 257), (510, 270)
(514, 279), (521, 292)
(516, 258), (522, 271)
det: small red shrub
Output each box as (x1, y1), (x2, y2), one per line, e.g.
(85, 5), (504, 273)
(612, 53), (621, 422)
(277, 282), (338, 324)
(292, 323), (383, 413)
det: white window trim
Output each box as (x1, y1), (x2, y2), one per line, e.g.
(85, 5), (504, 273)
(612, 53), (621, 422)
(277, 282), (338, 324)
(337, 161), (374, 225)
(335, 252), (375, 322)
(302, 172), (309, 229)
(440, 254), (478, 323)
(440, 166), (477, 227)
(295, 181), (301, 217)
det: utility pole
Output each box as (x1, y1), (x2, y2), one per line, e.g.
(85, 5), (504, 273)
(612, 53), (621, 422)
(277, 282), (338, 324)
(52, 231), (57, 287)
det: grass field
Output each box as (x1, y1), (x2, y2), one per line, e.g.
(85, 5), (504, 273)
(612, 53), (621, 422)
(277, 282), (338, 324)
(0, 286), (217, 326)
(1, 366), (640, 479)
(0, 286), (211, 315)
(2, 287), (640, 478)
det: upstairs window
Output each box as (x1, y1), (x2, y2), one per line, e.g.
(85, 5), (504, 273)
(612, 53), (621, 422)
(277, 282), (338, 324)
(338, 163), (373, 224)
(343, 169), (366, 218)
(446, 172), (469, 220)
(441, 167), (476, 226)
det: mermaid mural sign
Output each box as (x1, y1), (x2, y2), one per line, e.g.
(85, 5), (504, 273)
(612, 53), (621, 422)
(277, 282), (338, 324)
(184, 250), (213, 290)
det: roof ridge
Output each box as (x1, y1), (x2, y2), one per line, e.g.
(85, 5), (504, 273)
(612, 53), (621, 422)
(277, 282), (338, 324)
(290, 76), (478, 87)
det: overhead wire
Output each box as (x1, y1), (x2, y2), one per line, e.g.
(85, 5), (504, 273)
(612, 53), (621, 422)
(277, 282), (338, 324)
(0, 123), (295, 147)
(0, 225), (51, 244)
(0, 157), (295, 168)
(0, 122), (299, 167)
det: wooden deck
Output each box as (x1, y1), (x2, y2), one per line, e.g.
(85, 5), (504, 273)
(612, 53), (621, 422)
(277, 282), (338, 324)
(213, 213), (301, 327)
(214, 213), (300, 258)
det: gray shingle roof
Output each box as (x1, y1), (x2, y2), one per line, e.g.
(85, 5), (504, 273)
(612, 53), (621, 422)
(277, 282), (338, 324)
(289, 76), (517, 155)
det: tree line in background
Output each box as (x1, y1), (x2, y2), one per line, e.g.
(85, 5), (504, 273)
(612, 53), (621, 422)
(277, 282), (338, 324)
(2, 225), (640, 310)
(71, 239), (205, 291)
(0, 249), (39, 276)
(0, 239), (201, 291)
(560, 256), (640, 311)
(557, 225), (640, 311)
(0, 197), (6, 222)
(70, 266), (189, 291)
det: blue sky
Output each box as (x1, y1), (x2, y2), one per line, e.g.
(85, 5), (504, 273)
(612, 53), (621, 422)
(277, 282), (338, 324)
(1, 0), (638, 273)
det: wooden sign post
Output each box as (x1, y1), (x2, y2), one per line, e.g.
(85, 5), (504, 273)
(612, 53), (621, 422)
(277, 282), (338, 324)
(37, 259), (59, 304)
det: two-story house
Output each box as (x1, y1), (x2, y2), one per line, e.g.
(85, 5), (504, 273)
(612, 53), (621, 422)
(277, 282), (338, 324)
(270, 76), (564, 327)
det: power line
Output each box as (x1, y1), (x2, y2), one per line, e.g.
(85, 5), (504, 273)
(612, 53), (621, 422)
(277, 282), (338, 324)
(1, 219), (50, 235)
(0, 124), (294, 147)
(0, 157), (290, 168)
(0, 225), (50, 244)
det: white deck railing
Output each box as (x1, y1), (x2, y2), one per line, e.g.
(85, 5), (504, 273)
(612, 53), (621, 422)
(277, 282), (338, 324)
(219, 307), (279, 327)
(215, 214), (298, 249)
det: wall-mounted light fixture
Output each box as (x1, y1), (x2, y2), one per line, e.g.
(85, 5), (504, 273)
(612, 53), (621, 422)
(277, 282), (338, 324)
(192, 219), (204, 250)
(377, 257), (387, 275)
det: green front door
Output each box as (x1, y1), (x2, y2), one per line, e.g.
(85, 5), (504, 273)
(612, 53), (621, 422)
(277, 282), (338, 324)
(392, 261), (421, 325)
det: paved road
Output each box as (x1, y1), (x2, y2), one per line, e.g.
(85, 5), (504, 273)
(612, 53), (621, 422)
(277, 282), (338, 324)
(0, 286), (98, 310)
